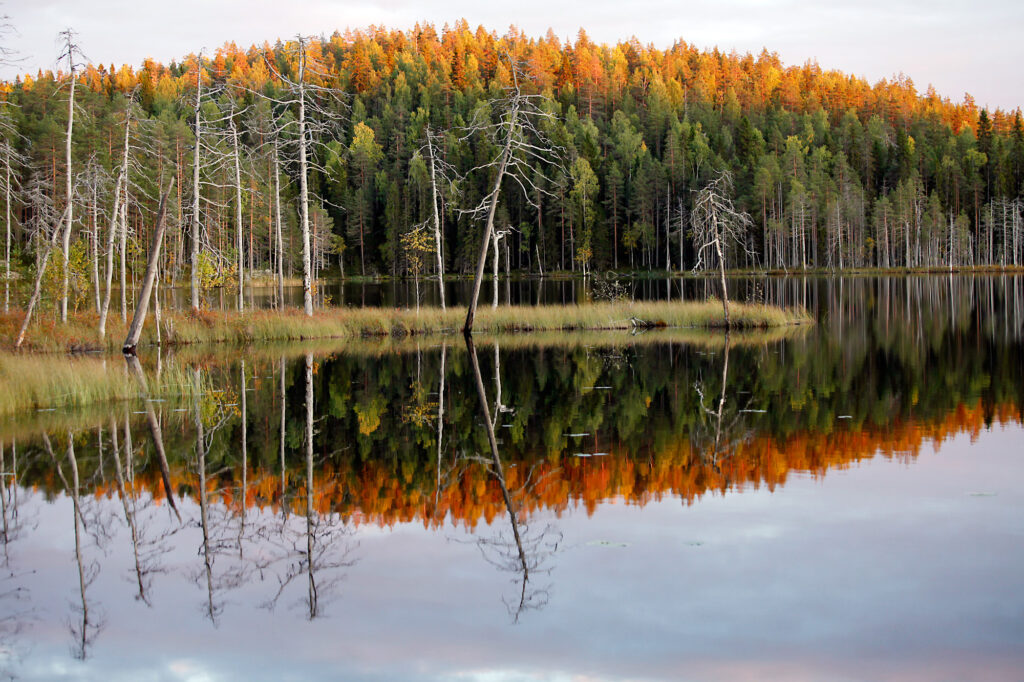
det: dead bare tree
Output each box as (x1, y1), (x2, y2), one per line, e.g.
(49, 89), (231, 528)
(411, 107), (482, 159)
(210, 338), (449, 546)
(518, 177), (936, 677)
(259, 353), (356, 619)
(412, 126), (462, 309)
(96, 96), (134, 340)
(460, 55), (563, 333)
(41, 432), (104, 661)
(13, 173), (71, 349)
(259, 37), (348, 317)
(464, 336), (561, 621)
(189, 52), (205, 311)
(122, 178), (175, 354)
(56, 29), (85, 324)
(691, 170), (753, 328)
(0, 109), (25, 315)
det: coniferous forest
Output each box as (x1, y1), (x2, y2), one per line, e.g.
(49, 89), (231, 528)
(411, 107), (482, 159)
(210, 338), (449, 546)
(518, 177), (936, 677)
(1, 21), (1024, 315)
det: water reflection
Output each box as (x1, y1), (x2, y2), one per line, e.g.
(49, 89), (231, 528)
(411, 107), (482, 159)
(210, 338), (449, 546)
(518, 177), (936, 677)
(257, 354), (357, 620)
(466, 335), (562, 621)
(0, 274), (1021, 678)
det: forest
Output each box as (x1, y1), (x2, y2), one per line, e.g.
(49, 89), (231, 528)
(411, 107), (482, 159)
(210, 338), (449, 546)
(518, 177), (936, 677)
(2, 21), (1024, 320)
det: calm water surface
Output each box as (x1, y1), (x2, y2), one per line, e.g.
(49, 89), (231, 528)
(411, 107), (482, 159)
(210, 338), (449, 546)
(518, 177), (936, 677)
(1, 274), (1022, 681)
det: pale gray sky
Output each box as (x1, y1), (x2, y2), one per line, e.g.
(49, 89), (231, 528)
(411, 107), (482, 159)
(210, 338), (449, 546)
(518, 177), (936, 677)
(3, 0), (1022, 111)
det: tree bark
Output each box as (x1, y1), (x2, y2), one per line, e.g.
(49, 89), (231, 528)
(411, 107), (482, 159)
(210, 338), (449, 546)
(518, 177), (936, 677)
(464, 114), (515, 333)
(98, 172), (125, 340)
(60, 49), (76, 323)
(14, 205), (71, 348)
(297, 40), (313, 316)
(273, 141), (284, 307)
(426, 129), (445, 309)
(230, 116), (245, 311)
(122, 178), (175, 354)
(190, 56), (203, 311)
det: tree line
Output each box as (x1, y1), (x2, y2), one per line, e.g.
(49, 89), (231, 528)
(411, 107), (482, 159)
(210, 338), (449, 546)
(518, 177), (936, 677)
(3, 21), (1024, 321)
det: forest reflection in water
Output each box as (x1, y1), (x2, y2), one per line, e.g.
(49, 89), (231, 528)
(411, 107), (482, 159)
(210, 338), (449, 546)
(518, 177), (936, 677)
(0, 274), (1022, 680)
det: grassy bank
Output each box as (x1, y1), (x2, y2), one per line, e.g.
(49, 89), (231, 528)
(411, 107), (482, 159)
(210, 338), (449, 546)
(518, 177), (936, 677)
(0, 353), (203, 417)
(1, 300), (810, 353)
(0, 322), (808, 422)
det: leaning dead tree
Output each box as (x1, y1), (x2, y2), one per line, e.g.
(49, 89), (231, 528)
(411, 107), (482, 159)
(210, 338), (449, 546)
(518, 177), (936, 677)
(122, 177), (175, 354)
(464, 335), (561, 621)
(259, 36), (348, 316)
(691, 170), (753, 328)
(13, 173), (71, 348)
(460, 56), (562, 333)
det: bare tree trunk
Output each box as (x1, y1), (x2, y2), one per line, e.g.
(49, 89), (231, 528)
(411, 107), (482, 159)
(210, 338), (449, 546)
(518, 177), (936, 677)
(716, 236), (729, 327)
(297, 40), (313, 317)
(274, 141), (284, 307)
(14, 205), (71, 348)
(492, 229), (500, 310)
(122, 179), (174, 354)
(60, 50), (76, 323)
(230, 116), (245, 311)
(98, 173), (125, 340)
(119, 191), (128, 322)
(4, 145), (11, 314)
(465, 135), (514, 333)
(426, 129), (445, 309)
(190, 56), (203, 312)
(90, 185), (100, 312)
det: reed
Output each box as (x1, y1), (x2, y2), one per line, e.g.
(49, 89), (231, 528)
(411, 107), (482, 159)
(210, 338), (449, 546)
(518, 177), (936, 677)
(0, 353), (200, 416)
(1, 300), (811, 353)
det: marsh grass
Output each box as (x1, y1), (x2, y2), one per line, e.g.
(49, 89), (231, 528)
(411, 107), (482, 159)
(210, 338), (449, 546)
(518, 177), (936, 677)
(1, 300), (810, 353)
(0, 353), (201, 416)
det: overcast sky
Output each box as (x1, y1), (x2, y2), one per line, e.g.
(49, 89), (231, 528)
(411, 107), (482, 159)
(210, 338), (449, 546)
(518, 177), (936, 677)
(3, 0), (1022, 112)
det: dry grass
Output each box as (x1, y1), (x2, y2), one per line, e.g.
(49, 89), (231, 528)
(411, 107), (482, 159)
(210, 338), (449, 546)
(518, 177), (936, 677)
(1, 300), (811, 353)
(0, 353), (200, 417)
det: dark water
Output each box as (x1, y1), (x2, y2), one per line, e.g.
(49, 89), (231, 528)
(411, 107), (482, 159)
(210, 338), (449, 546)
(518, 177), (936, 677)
(153, 270), (1020, 315)
(1, 275), (1023, 680)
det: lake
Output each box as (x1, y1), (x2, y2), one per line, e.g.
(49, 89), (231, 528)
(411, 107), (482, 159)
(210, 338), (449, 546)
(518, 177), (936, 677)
(1, 274), (1022, 681)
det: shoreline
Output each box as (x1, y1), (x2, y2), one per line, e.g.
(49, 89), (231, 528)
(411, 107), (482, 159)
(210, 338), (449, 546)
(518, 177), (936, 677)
(1, 300), (812, 354)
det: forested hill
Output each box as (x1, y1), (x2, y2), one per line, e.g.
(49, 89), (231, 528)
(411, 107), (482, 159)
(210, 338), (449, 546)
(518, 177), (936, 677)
(2, 22), (1023, 295)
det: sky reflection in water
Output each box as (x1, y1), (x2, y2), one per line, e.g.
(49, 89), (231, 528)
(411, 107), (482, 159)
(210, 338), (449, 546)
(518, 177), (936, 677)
(1, 275), (1022, 681)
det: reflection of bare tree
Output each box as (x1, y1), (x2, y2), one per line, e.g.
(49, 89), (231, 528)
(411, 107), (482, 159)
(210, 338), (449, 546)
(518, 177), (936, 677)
(0, 439), (18, 563)
(0, 438), (33, 680)
(41, 432), (104, 661)
(260, 354), (356, 620)
(124, 355), (180, 515)
(189, 368), (245, 625)
(692, 333), (751, 469)
(435, 344), (446, 512)
(108, 414), (180, 606)
(279, 356), (288, 517)
(237, 361), (249, 554)
(464, 335), (561, 622)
